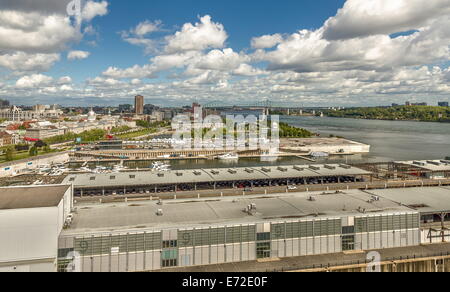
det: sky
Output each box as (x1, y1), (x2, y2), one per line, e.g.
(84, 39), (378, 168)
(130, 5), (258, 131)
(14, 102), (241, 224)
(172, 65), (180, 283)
(0, 0), (449, 107)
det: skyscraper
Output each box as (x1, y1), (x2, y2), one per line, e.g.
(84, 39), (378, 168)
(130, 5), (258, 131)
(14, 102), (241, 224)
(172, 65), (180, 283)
(135, 95), (144, 115)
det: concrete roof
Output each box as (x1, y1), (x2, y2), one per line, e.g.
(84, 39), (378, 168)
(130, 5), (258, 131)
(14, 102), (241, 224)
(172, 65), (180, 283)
(0, 185), (70, 210)
(396, 160), (450, 172)
(367, 187), (450, 215)
(62, 164), (371, 189)
(63, 189), (412, 235)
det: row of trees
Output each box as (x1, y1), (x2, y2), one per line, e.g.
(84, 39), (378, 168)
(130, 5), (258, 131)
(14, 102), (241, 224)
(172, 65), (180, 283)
(325, 106), (450, 122)
(278, 122), (313, 138)
(2, 141), (52, 162)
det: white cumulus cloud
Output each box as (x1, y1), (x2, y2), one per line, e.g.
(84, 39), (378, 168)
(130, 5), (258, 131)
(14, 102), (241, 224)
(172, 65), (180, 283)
(68, 50), (91, 60)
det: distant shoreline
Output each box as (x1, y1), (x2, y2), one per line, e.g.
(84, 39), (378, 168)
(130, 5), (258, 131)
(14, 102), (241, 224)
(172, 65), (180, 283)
(322, 115), (450, 124)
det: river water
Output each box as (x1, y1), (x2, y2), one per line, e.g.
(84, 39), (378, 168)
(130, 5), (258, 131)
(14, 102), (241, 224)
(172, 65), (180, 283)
(71, 116), (450, 170)
(281, 116), (450, 162)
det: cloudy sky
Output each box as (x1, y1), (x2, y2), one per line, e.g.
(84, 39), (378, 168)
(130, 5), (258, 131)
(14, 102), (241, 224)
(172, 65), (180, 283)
(0, 0), (449, 107)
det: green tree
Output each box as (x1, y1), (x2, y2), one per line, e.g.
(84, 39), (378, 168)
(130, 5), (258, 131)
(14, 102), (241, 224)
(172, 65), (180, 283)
(29, 146), (38, 157)
(43, 146), (52, 153)
(5, 147), (14, 161)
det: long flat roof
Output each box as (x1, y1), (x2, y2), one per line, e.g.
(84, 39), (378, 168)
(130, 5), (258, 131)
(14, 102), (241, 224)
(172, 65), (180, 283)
(0, 185), (70, 210)
(396, 160), (450, 172)
(63, 189), (412, 235)
(367, 187), (450, 215)
(62, 164), (371, 188)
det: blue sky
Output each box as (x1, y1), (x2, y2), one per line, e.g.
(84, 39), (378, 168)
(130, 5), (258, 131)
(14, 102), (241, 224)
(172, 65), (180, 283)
(0, 0), (449, 107)
(53, 0), (346, 83)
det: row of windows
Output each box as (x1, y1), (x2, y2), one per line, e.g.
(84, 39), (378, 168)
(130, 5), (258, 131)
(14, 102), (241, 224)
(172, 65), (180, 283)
(68, 215), (419, 256)
(178, 225), (257, 247)
(73, 232), (162, 256)
(271, 220), (341, 240)
(355, 214), (419, 233)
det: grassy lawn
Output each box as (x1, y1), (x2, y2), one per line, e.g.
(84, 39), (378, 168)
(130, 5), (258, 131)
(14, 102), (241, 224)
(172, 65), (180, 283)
(116, 128), (157, 140)
(0, 150), (61, 164)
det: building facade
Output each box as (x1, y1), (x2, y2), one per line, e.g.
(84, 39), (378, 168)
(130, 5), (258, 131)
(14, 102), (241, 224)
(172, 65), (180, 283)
(0, 105), (63, 121)
(0, 185), (73, 272)
(57, 211), (420, 272)
(135, 95), (144, 115)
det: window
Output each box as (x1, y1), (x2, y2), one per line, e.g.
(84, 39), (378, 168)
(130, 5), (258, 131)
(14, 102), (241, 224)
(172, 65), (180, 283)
(69, 177), (75, 182)
(256, 242), (271, 259)
(162, 259), (178, 268)
(162, 249), (178, 268)
(342, 235), (355, 251)
(342, 226), (355, 234)
(257, 232), (270, 241)
(162, 240), (178, 249)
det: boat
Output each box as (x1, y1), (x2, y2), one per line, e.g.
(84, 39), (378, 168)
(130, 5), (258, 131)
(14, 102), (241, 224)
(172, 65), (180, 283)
(151, 161), (171, 172)
(218, 153), (239, 160)
(310, 152), (330, 158)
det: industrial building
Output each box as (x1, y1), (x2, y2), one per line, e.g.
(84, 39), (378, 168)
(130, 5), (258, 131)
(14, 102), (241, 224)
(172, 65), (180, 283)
(57, 188), (428, 272)
(3, 184), (450, 272)
(395, 160), (450, 180)
(0, 185), (73, 272)
(367, 187), (450, 244)
(62, 164), (372, 197)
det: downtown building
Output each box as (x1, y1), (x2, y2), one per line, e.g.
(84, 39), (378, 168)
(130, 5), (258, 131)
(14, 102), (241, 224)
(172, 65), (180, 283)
(135, 95), (144, 115)
(0, 105), (63, 121)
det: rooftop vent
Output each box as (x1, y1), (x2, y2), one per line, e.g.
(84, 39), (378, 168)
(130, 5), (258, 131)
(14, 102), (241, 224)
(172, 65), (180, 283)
(427, 161), (442, 166)
(156, 209), (163, 216)
(277, 167), (288, 172)
(211, 170), (220, 175)
(261, 167), (271, 173)
(339, 164), (352, 169)
(324, 165), (336, 170)
(309, 166), (320, 171)
(228, 169), (237, 174)
(245, 168), (254, 173)
(293, 166), (305, 171)
(243, 203), (257, 215)
(308, 196), (316, 202)
(176, 172), (183, 177)
(357, 207), (366, 214)
(193, 171), (202, 176)
(157, 173), (165, 177)
(413, 161), (426, 166)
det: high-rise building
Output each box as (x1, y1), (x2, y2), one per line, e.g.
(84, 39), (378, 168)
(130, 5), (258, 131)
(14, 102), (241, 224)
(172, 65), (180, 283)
(118, 104), (132, 113)
(438, 102), (449, 107)
(135, 95), (144, 115)
(0, 99), (10, 109)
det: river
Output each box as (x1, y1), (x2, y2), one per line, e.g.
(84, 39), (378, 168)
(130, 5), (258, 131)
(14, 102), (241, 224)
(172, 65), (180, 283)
(281, 116), (450, 162)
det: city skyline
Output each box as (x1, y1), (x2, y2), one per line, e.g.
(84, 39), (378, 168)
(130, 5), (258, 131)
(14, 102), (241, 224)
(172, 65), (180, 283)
(0, 0), (450, 107)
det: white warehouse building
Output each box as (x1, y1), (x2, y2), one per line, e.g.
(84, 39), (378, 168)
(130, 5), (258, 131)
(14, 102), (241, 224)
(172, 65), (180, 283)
(58, 189), (422, 272)
(0, 185), (73, 272)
